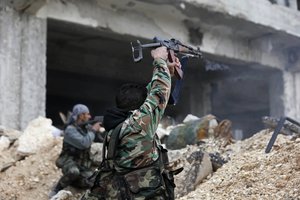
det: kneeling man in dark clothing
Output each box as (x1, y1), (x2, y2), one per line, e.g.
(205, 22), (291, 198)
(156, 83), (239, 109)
(50, 104), (101, 197)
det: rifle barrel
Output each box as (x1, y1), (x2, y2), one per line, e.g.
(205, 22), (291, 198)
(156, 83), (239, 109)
(141, 42), (161, 48)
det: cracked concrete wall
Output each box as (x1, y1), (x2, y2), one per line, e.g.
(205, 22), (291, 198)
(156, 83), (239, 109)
(269, 72), (285, 118)
(36, 0), (189, 40)
(282, 71), (300, 120)
(1, 0), (300, 128)
(34, 0), (300, 70)
(0, 7), (46, 130)
(275, 0), (298, 10)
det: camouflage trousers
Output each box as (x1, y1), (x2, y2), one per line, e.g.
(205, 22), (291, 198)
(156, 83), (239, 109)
(81, 164), (174, 200)
(58, 161), (94, 189)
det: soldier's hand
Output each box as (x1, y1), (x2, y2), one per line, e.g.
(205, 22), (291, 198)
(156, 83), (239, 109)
(167, 56), (181, 77)
(91, 122), (101, 132)
(151, 46), (168, 61)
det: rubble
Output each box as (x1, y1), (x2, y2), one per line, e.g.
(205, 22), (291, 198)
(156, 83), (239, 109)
(0, 136), (10, 151)
(0, 116), (300, 200)
(168, 146), (214, 198)
(178, 130), (300, 199)
(50, 190), (73, 200)
(165, 114), (232, 150)
(0, 125), (22, 143)
(17, 116), (57, 156)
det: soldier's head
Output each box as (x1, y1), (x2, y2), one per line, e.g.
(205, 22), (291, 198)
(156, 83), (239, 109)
(116, 83), (147, 111)
(71, 104), (91, 124)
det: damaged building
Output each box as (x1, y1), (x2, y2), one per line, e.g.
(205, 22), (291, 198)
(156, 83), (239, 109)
(1, 0), (300, 139)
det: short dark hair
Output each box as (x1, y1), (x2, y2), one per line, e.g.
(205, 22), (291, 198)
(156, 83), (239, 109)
(116, 83), (147, 111)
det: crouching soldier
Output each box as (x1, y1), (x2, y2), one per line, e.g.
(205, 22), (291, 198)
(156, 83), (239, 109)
(49, 104), (102, 197)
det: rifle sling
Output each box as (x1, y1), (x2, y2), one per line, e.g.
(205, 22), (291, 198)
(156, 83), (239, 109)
(105, 123), (123, 160)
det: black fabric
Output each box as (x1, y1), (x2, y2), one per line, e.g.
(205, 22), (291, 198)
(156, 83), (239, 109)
(103, 108), (130, 131)
(107, 123), (123, 160)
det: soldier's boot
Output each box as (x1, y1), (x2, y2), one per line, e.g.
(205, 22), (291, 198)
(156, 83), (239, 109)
(48, 181), (64, 199)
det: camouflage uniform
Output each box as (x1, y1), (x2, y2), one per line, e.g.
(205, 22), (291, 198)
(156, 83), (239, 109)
(115, 58), (171, 168)
(82, 58), (176, 200)
(56, 123), (95, 189)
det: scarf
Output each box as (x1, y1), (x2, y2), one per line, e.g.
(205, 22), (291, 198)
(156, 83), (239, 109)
(103, 107), (131, 131)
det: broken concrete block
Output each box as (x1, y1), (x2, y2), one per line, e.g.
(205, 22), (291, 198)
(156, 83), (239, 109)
(17, 116), (56, 156)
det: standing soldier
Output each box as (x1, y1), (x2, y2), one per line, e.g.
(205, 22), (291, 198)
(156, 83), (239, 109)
(82, 46), (182, 200)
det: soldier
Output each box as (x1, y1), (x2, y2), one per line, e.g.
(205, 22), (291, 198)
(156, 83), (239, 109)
(81, 46), (181, 200)
(49, 104), (101, 197)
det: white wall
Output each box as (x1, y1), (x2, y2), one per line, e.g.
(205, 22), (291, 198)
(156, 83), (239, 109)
(0, 7), (46, 130)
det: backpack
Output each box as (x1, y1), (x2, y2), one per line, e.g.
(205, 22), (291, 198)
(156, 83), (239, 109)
(81, 123), (179, 200)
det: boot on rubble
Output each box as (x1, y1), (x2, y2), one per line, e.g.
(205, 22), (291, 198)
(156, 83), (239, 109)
(48, 182), (64, 198)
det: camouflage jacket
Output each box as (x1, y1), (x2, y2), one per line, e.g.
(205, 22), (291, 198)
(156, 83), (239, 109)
(81, 58), (174, 200)
(110, 58), (171, 170)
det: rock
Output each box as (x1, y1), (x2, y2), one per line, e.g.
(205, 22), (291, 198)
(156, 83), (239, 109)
(209, 152), (228, 171)
(51, 126), (63, 137)
(50, 190), (73, 200)
(17, 116), (56, 156)
(0, 136), (10, 151)
(183, 114), (200, 123)
(166, 115), (218, 150)
(0, 162), (15, 172)
(156, 124), (172, 140)
(0, 125), (22, 143)
(168, 145), (213, 198)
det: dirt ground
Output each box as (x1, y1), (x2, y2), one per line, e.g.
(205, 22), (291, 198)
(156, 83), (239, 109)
(0, 138), (64, 200)
(0, 129), (300, 200)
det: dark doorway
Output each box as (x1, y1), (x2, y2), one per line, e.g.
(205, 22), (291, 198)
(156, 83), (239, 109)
(46, 19), (153, 127)
(208, 63), (281, 139)
(46, 19), (282, 139)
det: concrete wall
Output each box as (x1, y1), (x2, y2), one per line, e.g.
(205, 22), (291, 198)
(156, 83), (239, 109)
(37, 0), (300, 120)
(0, 6), (46, 130)
(1, 0), (300, 129)
(275, 0), (298, 10)
(283, 71), (300, 119)
(35, 0), (300, 69)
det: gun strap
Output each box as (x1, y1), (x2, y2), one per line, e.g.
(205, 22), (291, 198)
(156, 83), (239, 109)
(104, 123), (123, 160)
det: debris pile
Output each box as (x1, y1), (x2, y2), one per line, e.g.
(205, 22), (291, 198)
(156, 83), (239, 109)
(164, 114), (233, 150)
(178, 129), (300, 199)
(0, 117), (300, 200)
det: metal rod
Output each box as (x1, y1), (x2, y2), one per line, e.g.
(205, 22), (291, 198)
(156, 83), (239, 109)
(286, 117), (300, 127)
(265, 117), (286, 153)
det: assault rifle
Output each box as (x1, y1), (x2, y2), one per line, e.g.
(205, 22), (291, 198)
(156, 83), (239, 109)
(131, 37), (202, 80)
(84, 116), (103, 126)
(77, 116), (103, 127)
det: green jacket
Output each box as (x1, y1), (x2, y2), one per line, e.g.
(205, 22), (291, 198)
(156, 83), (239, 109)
(111, 58), (171, 170)
(81, 58), (175, 200)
